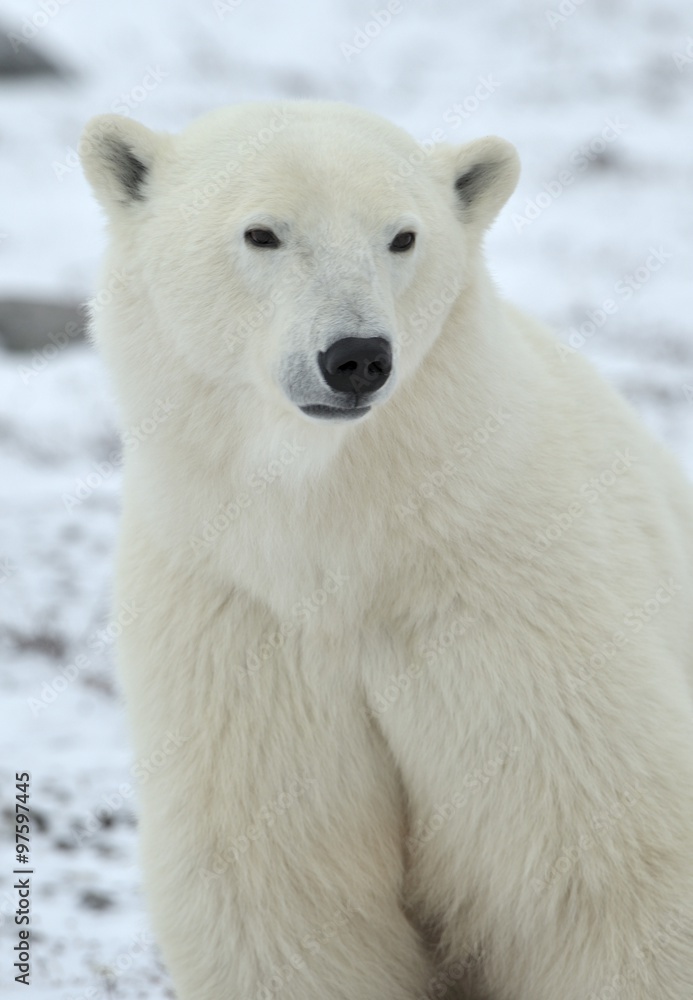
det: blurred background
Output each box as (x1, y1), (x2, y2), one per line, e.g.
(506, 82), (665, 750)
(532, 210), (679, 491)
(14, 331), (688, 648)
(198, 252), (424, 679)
(0, 0), (692, 995)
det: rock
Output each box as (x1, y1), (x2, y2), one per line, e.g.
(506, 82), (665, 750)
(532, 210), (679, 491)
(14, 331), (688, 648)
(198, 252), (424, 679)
(79, 890), (114, 911)
(0, 298), (87, 352)
(0, 24), (67, 78)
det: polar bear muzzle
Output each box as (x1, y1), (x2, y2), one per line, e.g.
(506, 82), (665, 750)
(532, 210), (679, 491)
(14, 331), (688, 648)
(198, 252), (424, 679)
(290, 336), (393, 421)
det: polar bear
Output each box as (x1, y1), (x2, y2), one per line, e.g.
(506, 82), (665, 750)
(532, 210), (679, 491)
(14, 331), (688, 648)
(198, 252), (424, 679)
(80, 101), (693, 1000)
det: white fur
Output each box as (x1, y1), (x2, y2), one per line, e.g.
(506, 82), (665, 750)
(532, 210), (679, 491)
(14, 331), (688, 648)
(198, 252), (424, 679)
(80, 101), (693, 1000)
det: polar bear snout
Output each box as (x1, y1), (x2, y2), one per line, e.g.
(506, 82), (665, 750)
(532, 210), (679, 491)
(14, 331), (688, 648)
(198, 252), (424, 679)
(299, 336), (393, 420)
(318, 336), (392, 396)
(280, 333), (395, 423)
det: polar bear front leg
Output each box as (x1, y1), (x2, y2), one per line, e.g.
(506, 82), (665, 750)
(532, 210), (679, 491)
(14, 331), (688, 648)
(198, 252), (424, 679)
(375, 643), (693, 1000)
(117, 541), (433, 1000)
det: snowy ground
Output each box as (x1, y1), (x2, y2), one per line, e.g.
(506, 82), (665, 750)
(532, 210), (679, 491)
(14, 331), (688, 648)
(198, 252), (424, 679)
(1, 0), (692, 995)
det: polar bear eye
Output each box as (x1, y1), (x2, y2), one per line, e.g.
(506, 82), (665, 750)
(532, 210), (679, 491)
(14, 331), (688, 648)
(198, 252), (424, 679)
(389, 231), (416, 253)
(245, 228), (281, 248)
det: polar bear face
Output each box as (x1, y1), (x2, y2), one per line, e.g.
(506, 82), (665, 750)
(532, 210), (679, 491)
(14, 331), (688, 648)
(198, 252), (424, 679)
(81, 102), (518, 428)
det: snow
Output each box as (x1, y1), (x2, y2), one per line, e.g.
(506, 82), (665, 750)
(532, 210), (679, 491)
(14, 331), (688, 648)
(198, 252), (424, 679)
(0, 0), (692, 995)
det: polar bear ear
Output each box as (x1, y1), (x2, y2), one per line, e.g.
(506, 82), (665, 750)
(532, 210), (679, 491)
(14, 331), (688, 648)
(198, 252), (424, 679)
(79, 114), (169, 211)
(434, 136), (520, 231)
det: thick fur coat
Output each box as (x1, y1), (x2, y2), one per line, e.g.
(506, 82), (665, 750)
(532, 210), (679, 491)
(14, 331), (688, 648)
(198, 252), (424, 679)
(80, 101), (693, 999)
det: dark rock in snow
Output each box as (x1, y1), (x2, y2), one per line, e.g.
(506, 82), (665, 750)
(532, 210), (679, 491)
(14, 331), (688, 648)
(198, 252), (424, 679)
(0, 297), (87, 352)
(0, 23), (68, 79)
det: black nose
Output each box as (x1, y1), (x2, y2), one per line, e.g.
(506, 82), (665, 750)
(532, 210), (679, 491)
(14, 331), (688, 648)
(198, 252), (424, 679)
(318, 337), (392, 396)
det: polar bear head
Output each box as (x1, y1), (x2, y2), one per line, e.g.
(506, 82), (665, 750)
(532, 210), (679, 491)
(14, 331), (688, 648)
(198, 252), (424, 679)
(80, 102), (518, 432)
